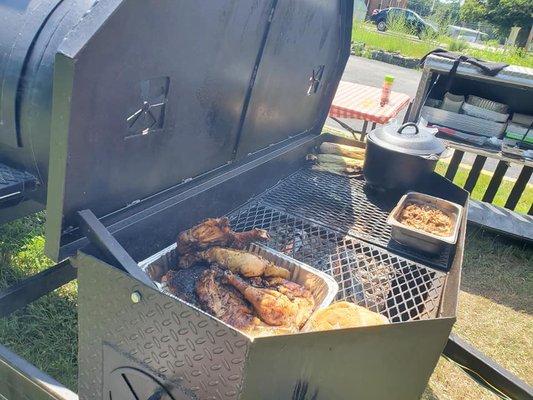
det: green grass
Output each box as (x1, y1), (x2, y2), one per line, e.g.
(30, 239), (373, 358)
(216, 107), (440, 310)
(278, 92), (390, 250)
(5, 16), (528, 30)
(446, 38), (468, 52)
(462, 46), (533, 68)
(0, 214), (78, 389)
(423, 227), (533, 399)
(435, 161), (532, 214)
(352, 22), (533, 68)
(353, 23), (435, 59)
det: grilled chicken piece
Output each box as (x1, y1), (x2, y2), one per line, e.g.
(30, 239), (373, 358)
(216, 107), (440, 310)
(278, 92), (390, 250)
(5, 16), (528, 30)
(244, 322), (299, 338)
(179, 247), (290, 279)
(195, 268), (255, 329)
(224, 272), (298, 326)
(265, 277), (315, 328)
(176, 217), (269, 255)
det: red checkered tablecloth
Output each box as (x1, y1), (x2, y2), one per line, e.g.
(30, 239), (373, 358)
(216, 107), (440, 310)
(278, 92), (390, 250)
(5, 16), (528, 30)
(329, 81), (411, 125)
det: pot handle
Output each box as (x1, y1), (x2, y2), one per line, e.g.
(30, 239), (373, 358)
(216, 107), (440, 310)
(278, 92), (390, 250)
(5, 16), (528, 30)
(397, 122), (419, 135)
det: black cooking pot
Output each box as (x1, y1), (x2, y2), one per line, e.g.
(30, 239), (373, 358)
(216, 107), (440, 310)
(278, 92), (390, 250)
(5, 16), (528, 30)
(363, 122), (446, 191)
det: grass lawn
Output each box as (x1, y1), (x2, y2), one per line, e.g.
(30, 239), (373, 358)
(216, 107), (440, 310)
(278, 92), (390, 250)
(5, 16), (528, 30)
(435, 160), (532, 214)
(0, 215), (78, 389)
(352, 23), (533, 68)
(352, 22), (435, 59)
(424, 227), (532, 399)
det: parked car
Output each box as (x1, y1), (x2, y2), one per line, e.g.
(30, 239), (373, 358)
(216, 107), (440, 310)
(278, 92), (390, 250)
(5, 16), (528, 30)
(370, 8), (437, 37)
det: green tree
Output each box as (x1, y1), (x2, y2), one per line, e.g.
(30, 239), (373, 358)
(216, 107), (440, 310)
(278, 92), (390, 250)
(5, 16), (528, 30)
(460, 0), (532, 38)
(408, 0), (462, 27)
(460, 0), (486, 23)
(434, 0), (461, 26)
(409, 0), (433, 17)
(485, 0), (532, 32)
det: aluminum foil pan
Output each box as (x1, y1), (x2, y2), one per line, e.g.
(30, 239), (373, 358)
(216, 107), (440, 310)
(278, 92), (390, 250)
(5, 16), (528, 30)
(138, 242), (339, 330)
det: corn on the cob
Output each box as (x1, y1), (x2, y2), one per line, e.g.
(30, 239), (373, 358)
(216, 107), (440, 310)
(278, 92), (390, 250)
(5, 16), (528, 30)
(319, 142), (365, 160)
(317, 154), (364, 168)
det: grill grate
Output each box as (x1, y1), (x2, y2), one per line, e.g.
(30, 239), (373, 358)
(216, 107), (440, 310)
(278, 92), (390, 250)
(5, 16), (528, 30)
(255, 168), (453, 270)
(228, 203), (446, 322)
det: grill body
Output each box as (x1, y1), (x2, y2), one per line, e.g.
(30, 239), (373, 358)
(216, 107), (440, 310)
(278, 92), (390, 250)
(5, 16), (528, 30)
(74, 134), (465, 400)
(0, 0), (352, 231)
(0, 2), (467, 399)
(77, 255), (454, 400)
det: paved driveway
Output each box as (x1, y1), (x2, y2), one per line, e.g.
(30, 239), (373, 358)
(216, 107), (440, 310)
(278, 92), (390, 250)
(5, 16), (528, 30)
(331, 56), (522, 178)
(329, 56), (420, 129)
(342, 56), (421, 99)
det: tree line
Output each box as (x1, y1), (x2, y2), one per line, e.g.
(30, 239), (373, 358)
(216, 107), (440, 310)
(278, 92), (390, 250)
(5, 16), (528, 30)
(408, 0), (532, 44)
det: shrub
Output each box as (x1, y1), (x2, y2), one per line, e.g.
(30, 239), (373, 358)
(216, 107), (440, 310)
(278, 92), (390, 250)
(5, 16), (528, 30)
(448, 38), (468, 52)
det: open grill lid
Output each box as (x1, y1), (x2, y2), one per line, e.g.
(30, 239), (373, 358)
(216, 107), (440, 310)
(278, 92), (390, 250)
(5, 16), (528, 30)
(44, 0), (353, 260)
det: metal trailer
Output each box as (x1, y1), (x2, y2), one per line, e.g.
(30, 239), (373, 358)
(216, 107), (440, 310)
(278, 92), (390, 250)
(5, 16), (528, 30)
(0, 2), (529, 400)
(407, 55), (533, 399)
(409, 55), (533, 125)
(408, 56), (533, 232)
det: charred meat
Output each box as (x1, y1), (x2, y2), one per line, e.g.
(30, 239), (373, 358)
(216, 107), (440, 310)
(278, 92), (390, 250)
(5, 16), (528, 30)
(176, 217), (269, 255)
(180, 247), (290, 279)
(194, 268), (301, 336)
(161, 264), (207, 305)
(164, 218), (319, 336)
(161, 270), (193, 302)
(195, 267), (255, 329)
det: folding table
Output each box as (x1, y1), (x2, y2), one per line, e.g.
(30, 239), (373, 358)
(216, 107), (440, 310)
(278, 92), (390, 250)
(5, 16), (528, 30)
(329, 81), (412, 140)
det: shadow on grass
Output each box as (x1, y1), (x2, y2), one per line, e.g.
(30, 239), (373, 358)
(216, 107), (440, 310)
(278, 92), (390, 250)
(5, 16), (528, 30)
(461, 225), (532, 315)
(0, 213), (78, 390)
(0, 288), (78, 390)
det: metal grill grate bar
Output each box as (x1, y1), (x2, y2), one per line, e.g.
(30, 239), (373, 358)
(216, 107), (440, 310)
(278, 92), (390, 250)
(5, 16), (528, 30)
(254, 169), (453, 270)
(228, 203), (446, 322)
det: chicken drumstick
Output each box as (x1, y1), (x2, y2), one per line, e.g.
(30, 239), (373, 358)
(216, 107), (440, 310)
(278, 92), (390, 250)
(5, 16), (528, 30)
(224, 271), (298, 326)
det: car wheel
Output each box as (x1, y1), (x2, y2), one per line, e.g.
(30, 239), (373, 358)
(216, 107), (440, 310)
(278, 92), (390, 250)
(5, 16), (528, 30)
(377, 21), (387, 32)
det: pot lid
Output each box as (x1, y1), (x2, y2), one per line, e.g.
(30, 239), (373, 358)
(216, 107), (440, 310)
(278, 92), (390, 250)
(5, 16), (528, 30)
(368, 121), (446, 156)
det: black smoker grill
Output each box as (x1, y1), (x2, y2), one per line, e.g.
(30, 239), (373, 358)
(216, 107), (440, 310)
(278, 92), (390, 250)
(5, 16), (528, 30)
(0, 1), (469, 399)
